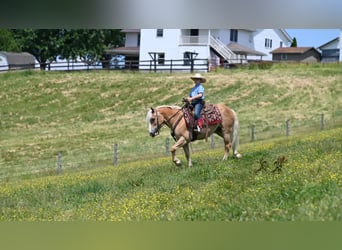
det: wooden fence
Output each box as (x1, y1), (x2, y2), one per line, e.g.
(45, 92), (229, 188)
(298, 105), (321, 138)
(53, 112), (341, 173)
(0, 58), (211, 73)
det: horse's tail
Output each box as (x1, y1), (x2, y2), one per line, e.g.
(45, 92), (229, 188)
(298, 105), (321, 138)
(231, 109), (241, 157)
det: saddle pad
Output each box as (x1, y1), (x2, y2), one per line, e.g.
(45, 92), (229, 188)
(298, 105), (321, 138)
(203, 104), (222, 125)
(183, 104), (222, 128)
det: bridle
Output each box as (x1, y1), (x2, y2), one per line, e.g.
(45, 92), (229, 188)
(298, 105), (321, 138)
(150, 107), (183, 138)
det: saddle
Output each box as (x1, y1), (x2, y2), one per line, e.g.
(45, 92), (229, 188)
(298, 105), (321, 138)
(183, 102), (222, 141)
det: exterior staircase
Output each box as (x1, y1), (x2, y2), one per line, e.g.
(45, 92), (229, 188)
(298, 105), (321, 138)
(209, 36), (244, 64)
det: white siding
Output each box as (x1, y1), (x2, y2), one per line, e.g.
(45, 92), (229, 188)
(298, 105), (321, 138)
(321, 39), (339, 50)
(139, 29), (181, 61)
(139, 29), (210, 71)
(236, 30), (254, 48)
(138, 29), (292, 68)
(250, 29), (291, 61)
(125, 33), (139, 47)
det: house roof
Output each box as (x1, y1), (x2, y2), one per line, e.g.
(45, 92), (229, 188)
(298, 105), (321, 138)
(280, 29), (292, 43)
(0, 51), (36, 65)
(270, 47), (319, 54)
(121, 29), (140, 33)
(227, 43), (267, 56)
(105, 47), (140, 56)
(318, 37), (339, 49)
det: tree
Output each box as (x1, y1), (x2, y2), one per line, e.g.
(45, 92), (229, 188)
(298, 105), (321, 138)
(12, 29), (125, 70)
(60, 29), (106, 66)
(102, 29), (125, 48)
(13, 29), (63, 70)
(101, 29), (125, 68)
(0, 29), (20, 52)
(291, 37), (297, 47)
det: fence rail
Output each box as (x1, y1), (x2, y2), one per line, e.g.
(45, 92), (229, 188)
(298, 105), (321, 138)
(0, 111), (341, 182)
(26, 112), (342, 178)
(0, 58), (211, 73)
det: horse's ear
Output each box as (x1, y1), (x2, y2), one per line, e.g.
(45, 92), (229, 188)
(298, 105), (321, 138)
(151, 107), (155, 114)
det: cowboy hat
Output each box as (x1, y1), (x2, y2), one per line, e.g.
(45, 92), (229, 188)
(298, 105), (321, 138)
(190, 73), (206, 83)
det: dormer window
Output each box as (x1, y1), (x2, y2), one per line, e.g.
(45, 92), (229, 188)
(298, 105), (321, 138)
(156, 29), (163, 37)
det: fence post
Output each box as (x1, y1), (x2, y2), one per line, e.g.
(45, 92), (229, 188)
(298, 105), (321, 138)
(113, 143), (118, 166)
(320, 113), (325, 130)
(285, 119), (290, 137)
(165, 138), (170, 156)
(250, 124), (255, 142)
(57, 151), (62, 174)
(170, 60), (173, 73)
(210, 134), (215, 149)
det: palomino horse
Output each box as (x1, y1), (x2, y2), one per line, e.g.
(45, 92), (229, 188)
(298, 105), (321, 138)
(146, 102), (241, 167)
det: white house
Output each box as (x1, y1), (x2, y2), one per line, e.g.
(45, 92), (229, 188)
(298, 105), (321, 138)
(108, 29), (292, 71)
(319, 29), (342, 62)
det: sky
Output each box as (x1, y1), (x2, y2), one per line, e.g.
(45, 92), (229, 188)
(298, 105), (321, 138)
(286, 29), (340, 48)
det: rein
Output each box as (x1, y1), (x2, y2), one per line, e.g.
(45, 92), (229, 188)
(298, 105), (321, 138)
(155, 107), (183, 139)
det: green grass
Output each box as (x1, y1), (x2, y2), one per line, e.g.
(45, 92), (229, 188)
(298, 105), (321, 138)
(1, 64), (342, 180)
(0, 64), (342, 221)
(0, 127), (341, 221)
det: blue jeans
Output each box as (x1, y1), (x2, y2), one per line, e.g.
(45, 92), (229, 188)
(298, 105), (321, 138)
(193, 101), (203, 120)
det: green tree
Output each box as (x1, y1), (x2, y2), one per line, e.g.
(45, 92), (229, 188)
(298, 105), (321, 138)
(291, 37), (297, 47)
(12, 29), (124, 70)
(0, 29), (20, 52)
(13, 29), (63, 69)
(60, 29), (106, 66)
(103, 29), (125, 48)
(101, 29), (125, 68)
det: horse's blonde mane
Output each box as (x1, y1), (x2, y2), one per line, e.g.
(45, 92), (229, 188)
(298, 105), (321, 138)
(156, 105), (181, 110)
(146, 105), (181, 123)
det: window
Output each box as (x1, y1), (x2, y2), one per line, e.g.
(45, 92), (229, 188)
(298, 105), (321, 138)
(230, 29), (238, 42)
(158, 53), (165, 65)
(280, 54), (287, 60)
(190, 29), (199, 36)
(265, 38), (272, 48)
(156, 29), (163, 37)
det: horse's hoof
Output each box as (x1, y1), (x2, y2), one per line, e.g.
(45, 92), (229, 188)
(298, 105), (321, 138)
(235, 153), (242, 159)
(175, 160), (182, 166)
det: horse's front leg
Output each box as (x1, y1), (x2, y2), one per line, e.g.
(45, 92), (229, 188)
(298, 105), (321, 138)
(170, 136), (188, 167)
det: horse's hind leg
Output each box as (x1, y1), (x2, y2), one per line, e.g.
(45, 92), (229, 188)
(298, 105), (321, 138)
(215, 126), (232, 160)
(183, 143), (192, 167)
(222, 133), (232, 160)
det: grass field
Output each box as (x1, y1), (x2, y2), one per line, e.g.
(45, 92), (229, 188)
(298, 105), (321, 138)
(0, 63), (342, 221)
(0, 127), (341, 221)
(1, 63), (341, 181)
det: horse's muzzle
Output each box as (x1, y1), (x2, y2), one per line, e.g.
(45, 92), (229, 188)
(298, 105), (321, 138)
(149, 129), (159, 137)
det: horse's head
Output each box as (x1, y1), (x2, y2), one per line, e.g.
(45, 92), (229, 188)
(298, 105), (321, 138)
(146, 107), (164, 137)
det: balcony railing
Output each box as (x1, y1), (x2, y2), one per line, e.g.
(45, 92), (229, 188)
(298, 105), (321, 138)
(179, 35), (209, 45)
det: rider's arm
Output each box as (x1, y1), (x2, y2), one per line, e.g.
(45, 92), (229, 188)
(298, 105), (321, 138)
(188, 93), (203, 102)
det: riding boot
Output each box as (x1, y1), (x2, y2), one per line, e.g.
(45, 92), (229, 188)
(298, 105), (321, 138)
(197, 118), (203, 129)
(195, 118), (203, 132)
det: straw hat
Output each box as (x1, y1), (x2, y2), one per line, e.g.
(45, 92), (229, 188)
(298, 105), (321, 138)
(190, 73), (206, 83)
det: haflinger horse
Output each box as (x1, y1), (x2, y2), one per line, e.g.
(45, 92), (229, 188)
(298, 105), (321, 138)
(146, 101), (242, 167)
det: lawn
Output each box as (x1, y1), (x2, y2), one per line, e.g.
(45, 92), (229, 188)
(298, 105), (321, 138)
(0, 127), (341, 221)
(0, 63), (341, 221)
